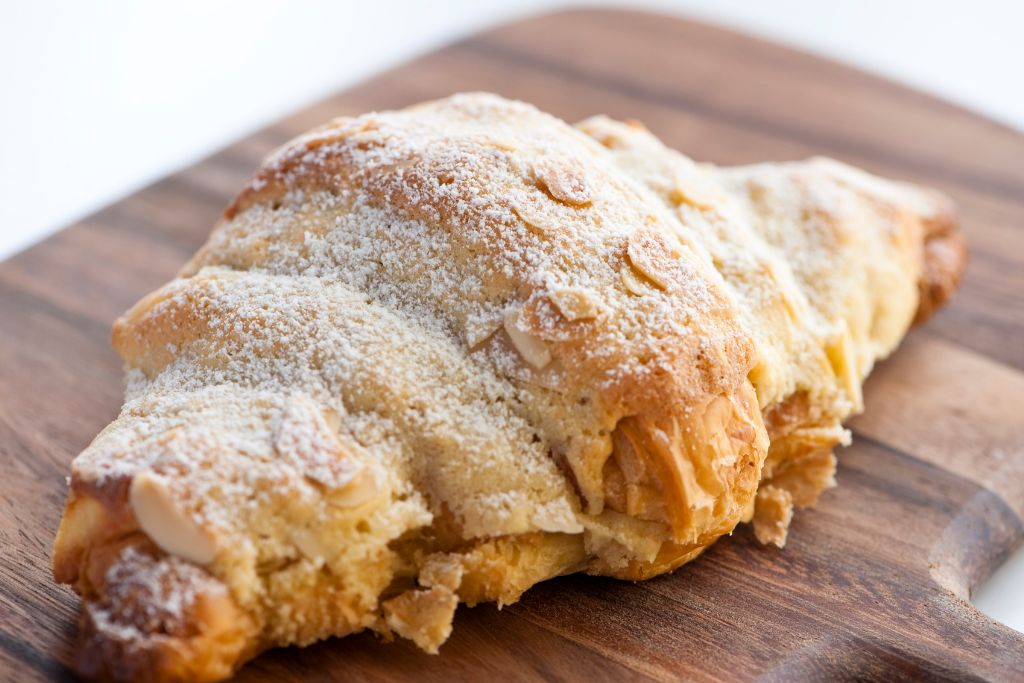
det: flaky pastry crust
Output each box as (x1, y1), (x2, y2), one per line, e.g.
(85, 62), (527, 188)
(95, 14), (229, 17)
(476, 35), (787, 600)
(52, 93), (964, 681)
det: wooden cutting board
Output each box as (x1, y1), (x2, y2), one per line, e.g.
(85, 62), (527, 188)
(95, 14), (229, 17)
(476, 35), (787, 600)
(2, 9), (1022, 681)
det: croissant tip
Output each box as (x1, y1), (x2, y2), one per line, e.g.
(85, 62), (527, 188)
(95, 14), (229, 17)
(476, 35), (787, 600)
(914, 195), (967, 325)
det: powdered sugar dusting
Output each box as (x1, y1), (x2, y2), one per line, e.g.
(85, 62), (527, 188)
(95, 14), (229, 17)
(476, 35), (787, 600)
(66, 93), (781, 659)
(57, 93), (945, 670)
(87, 546), (219, 643)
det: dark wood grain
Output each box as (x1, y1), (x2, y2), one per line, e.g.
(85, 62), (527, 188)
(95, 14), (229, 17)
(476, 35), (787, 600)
(1, 9), (1022, 681)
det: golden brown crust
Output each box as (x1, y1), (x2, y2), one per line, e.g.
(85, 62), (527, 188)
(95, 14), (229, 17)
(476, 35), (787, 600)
(52, 93), (963, 681)
(913, 195), (967, 323)
(72, 537), (258, 683)
(600, 380), (766, 573)
(577, 117), (964, 530)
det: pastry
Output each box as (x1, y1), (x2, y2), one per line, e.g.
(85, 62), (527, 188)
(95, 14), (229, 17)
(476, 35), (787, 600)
(52, 93), (965, 681)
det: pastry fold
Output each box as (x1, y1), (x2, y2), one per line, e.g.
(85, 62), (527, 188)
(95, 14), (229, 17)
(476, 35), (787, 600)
(52, 93), (964, 681)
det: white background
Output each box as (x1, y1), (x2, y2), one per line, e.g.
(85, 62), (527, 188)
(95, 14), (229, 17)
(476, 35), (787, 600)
(2, 0), (1021, 629)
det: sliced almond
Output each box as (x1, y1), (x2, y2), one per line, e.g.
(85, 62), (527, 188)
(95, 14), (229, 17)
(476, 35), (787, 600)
(669, 171), (718, 210)
(536, 161), (592, 206)
(503, 309), (552, 369)
(463, 314), (503, 350)
(620, 261), (654, 296)
(129, 470), (218, 565)
(275, 395), (364, 491)
(289, 527), (329, 564)
(512, 201), (556, 234)
(327, 467), (381, 509)
(549, 287), (601, 321)
(321, 405), (343, 434)
(516, 296), (590, 343)
(484, 134), (518, 151)
(626, 229), (677, 291)
(575, 116), (627, 149)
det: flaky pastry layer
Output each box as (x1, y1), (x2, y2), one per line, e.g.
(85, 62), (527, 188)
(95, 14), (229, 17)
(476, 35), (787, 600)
(52, 93), (964, 682)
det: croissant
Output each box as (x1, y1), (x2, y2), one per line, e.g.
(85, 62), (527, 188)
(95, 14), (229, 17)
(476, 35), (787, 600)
(52, 93), (965, 681)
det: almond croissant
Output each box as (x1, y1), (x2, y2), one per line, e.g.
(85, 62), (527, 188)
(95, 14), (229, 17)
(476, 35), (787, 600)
(52, 93), (965, 682)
